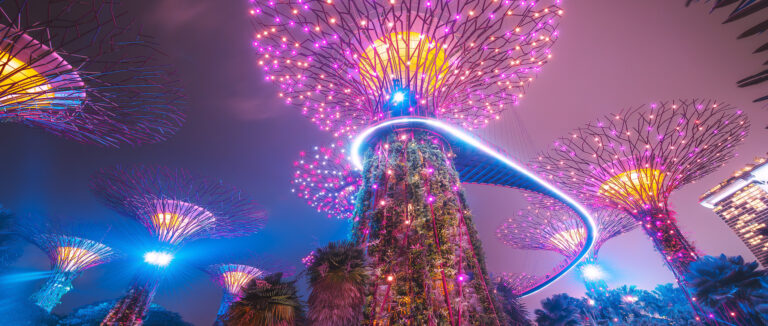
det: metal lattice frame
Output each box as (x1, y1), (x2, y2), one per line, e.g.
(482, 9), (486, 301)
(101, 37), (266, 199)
(250, 0), (562, 136)
(206, 263), (266, 295)
(0, 0), (185, 146)
(90, 165), (266, 246)
(532, 99), (749, 214)
(28, 234), (117, 312)
(291, 141), (362, 219)
(498, 193), (637, 258)
(31, 234), (117, 272)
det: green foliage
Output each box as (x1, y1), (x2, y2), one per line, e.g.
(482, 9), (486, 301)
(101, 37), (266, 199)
(308, 241), (368, 326)
(353, 132), (504, 324)
(58, 300), (191, 326)
(225, 272), (305, 326)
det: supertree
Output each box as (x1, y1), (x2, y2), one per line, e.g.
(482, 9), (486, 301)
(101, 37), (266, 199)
(251, 0), (566, 323)
(532, 99), (750, 319)
(291, 141), (362, 219)
(497, 195), (637, 293)
(0, 0), (184, 147)
(90, 165), (267, 325)
(205, 263), (266, 325)
(28, 234), (117, 312)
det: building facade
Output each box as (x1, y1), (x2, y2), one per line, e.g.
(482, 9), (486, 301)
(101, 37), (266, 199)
(700, 155), (768, 267)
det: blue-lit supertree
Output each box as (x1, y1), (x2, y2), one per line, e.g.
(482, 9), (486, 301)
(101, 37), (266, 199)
(497, 195), (637, 294)
(90, 165), (267, 325)
(0, 0), (185, 146)
(291, 141), (362, 220)
(251, 0), (565, 322)
(205, 263), (266, 325)
(28, 234), (117, 312)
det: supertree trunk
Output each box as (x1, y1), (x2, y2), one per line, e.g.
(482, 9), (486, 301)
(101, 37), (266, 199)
(101, 268), (162, 326)
(214, 292), (238, 326)
(30, 270), (78, 312)
(353, 130), (503, 325)
(639, 208), (699, 279)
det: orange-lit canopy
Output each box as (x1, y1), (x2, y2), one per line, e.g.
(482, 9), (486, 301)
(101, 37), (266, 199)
(598, 168), (664, 203)
(358, 32), (449, 97)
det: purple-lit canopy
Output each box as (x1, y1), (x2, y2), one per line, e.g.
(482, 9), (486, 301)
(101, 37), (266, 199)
(291, 142), (361, 219)
(497, 196), (637, 258)
(90, 165), (266, 246)
(205, 263), (266, 296)
(532, 99), (750, 214)
(31, 234), (117, 273)
(250, 0), (562, 136)
(0, 0), (185, 146)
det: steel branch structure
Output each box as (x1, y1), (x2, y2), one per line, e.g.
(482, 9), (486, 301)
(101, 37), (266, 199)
(250, 0), (562, 137)
(291, 142), (362, 219)
(252, 0), (580, 323)
(0, 0), (185, 146)
(205, 263), (266, 325)
(497, 194), (636, 292)
(29, 234), (117, 312)
(91, 165), (266, 325)
(532, 98), (749, 307)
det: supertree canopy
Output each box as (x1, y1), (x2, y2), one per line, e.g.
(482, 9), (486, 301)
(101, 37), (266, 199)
(252, 0), (570, 323)
(205, 264), (266, 325)
(250, 0), (562, 136)
(291, 142), (362, 219)
(28, 234), (117, 312)
(91, 165), (267, 325)
(0, 0), (184, 146)
(532, 99), (749, 311)
(497, 196), (637, 293)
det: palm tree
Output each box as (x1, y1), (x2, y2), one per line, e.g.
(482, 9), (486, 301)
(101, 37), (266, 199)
(492, 277), (532, 325)
(534, 293), (585, 326)
(225, 273), (305, 326)
(307, 241), (368, 326)
(685, 0), (768, 103)
(686, 254), (767, 324)
(638, 283), (698, 325)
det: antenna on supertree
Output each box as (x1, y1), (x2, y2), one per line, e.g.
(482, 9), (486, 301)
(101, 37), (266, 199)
(27, 234), (117, 312)
(497, 194), (637, 292)
(252, 0), (571, 323)
(205, 263), (266, 325)
(91, 165), (267, 325)
(291, 141), (362, 219)
(532, 99), (749, 317)
(0, 0), (185, 146)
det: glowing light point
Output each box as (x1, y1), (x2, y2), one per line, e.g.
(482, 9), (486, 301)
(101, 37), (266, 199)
(144, 251), (173, 267)
(392, 91), (406, 104)
(580, 263), (604, 281)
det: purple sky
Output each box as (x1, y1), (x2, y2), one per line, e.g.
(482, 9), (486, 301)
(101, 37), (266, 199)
(1, 0), (767, 324)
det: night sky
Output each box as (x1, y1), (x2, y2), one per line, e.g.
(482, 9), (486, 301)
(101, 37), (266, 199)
(1, 0), (768, 324)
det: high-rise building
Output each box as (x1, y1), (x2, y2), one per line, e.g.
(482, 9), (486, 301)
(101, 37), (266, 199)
(700, 155), (768, 266)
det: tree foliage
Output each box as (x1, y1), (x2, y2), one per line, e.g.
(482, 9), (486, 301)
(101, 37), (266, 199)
(225, 272), (305, 326)
(57, 300), (191, 326)
(307, 241), (368, 326)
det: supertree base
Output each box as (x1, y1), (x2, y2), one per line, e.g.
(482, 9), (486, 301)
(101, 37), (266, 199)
(101, 272), (161, 326)
(30, 271), (77, 313)
(353, 130), (503, 325)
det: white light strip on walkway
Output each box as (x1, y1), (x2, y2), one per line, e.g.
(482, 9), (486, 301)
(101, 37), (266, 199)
(349, 117), (597, 296)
